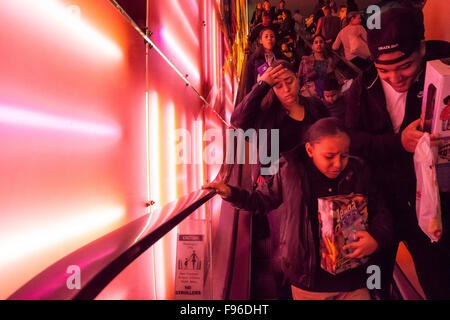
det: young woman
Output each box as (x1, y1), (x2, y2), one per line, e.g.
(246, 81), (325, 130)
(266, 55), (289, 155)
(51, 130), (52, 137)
(245, 27), (283, 94)
(234, 59), (329, 156)
(203, 118), (393, 300)
(297, 34), (336, 98)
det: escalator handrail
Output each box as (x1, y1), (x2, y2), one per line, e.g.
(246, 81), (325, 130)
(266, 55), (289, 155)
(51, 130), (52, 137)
(7, 190), (216, 300)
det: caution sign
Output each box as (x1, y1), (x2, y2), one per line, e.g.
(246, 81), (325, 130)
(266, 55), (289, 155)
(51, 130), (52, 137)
(175, 234), (205, 299)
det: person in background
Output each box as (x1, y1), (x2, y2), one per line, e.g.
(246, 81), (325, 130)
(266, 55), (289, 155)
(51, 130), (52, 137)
(322, 75), (346, 120)
(328, 0), (339, 15)
(277, 10), (296, 55)
(203, 117), (393, 300)
(245, 27), (283, 93)
(298, 34), (336, 98)
(345, 6), (450, 299)
(247, 11), (279, 54)
(314, 6), (341, 45)
(312, 0), (326, 29)
(332, 11), (370, 71)
(293, 9), (305, 37)
(250, 2), (263, 29)
(275, 0), (291, 23)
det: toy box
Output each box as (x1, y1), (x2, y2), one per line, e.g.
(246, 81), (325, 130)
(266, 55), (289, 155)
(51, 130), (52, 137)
(421, 58), (450, 192)
(318, 194), (368, 275)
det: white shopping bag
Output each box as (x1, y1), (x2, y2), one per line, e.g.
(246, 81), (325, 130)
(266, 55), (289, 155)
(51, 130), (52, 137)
(414, 133), (443, 242)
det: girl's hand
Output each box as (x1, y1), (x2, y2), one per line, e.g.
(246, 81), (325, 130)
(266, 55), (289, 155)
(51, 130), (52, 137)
(343, 231), (378, 259)
(201, 182), (232, 198)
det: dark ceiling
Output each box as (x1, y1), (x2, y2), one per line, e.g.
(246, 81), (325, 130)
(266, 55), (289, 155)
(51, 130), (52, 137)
(116, 0), (146, 28)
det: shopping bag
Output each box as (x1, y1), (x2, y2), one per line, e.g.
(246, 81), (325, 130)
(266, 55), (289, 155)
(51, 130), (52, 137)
(414, 133), (443, 242)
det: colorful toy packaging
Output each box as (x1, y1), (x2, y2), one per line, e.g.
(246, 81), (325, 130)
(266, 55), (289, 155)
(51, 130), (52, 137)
(318, 194), (369, 275)
(421, 59), (450, 193)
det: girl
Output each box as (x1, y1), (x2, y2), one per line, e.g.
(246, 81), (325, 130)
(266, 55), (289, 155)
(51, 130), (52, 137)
(297, 34), (336, 98)
(245, 27), (283, 94)
(203, 118), (393, 300)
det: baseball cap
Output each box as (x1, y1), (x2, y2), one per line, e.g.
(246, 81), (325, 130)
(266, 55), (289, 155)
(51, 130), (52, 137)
(368, 7), (425, 65)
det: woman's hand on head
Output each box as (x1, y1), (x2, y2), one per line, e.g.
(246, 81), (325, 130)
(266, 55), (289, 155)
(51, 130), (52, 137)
(260, 64), (286, 87)
(201, 182), (232, 198)
(343, 231), (378, 259)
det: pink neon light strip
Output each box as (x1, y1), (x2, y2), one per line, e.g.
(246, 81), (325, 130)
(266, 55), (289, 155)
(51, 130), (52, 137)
(0, 104), (121, 138)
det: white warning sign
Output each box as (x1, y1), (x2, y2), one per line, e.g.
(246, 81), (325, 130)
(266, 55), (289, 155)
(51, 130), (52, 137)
(175, 234), (205, 299)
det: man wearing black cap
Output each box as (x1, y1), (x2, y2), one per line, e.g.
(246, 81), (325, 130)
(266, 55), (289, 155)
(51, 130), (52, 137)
(345, 5), (450, 299)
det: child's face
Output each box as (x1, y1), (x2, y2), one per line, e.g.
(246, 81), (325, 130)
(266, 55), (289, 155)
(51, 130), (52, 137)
(259, 29), (276, 50)
(323, 90), (339, 104)
(306, 133), (350, 179)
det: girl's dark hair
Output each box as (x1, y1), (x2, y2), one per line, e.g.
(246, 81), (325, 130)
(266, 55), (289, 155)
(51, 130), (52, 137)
(312, 34), (326, 43)
(305, 117), (349, 144)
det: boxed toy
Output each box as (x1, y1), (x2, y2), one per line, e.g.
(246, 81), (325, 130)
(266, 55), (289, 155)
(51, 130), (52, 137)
(318, 194), (368, 275)
(421, 58), (450, 192)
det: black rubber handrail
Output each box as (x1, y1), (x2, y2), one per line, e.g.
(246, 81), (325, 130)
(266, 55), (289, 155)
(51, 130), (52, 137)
(8, 189), (216, 300)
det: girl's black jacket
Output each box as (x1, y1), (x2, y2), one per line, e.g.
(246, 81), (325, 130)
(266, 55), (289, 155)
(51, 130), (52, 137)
(224, 147), (393, 290)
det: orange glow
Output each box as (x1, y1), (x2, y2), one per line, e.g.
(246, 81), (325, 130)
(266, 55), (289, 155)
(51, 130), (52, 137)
(1, 0), (122, 61)
(0, 103), (122, 139)
(0, 207), (125, 269)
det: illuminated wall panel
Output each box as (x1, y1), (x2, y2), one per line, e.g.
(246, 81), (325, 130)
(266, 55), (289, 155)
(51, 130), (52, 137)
(1, 0), (241, 300)
(0, 0), (147, 299)
(98, 0), (242, 300)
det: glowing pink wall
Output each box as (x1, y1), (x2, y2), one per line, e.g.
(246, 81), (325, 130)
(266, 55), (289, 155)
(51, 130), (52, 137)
(1, 0), (239, 300)
(0, 0), (147, 299)
(96, 0), (239, 299)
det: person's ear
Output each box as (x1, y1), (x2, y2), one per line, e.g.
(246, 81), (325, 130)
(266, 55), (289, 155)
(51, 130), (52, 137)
(305, 142), (314, 158)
